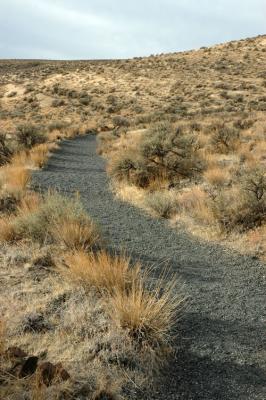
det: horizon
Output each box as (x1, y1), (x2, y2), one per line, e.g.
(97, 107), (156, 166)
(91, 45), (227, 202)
(1, 33), (265, 62)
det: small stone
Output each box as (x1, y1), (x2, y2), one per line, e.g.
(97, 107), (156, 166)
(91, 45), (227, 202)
(94, 390), (116, 400)
(5, 346), (27, 360)
(36, 361), (70, 387)
(18, 356), (39, 378)
(37, 361), (56, 386)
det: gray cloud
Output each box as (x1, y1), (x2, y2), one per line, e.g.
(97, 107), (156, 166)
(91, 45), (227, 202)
(0, 0), (265, 59)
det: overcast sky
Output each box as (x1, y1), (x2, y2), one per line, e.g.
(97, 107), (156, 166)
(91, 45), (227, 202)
(0, 0), (265, 59)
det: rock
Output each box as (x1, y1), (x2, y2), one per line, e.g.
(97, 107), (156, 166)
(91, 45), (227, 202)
(94, 390), (116, 400)
(36, 361), (56, 386)
(36, 361), (70, 387)
(5, 346), (27, 360)
(18, 356), (39, 378)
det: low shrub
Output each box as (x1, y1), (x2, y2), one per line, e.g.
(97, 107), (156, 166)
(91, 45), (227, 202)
(213, 168), (266, 231)
(139, 122), (204, 183)
(211, 124), (240, 153)
(52, 99), (65, 107)
(112, 116), (130, 127)
(108, 152), (151, 188)
(16, 124), (46, 149)
(145, 191), (177, 218)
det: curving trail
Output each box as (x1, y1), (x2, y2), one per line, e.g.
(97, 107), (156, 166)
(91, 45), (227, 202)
(32, 134), (266, 400)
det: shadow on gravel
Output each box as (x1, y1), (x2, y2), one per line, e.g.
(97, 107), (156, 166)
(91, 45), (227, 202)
(160, 313), (266, 400)
(168, 348), (265, 400)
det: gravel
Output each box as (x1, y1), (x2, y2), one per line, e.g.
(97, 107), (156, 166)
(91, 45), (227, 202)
(32, 134), (266, 400)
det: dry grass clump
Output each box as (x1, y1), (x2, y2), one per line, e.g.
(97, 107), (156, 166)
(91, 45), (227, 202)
(203, 166), (231, 186)
(29, 143), (54, 168)
(52, 214), (100, 251)
(109, 273), (183, 351)
(1, 192), (100, 249)
(0, 319), (6, 355)
(17, 191), (41, 214)
(0, 165), (30, 195)
(177, 187), (215, 225)
(62, 250), (139, 293)
(0, 133), (13, 166)
(0, 217), (16, 242)
(62, 249), (183, 365)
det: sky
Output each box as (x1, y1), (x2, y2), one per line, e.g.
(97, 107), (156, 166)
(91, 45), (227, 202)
(0, 0), (265, 59)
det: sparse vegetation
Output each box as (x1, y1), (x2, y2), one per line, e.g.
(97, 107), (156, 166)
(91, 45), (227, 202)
(1, 34), (266, 398)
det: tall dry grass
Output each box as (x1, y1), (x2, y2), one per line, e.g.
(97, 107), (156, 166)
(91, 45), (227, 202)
(52, 214), (100, 250)
(109, 273), (183, 349)
(203, 166), (231, 186)
(62, 249), (183, 362)
(62, 250), (140, 293)
(0, 217), (16, 242)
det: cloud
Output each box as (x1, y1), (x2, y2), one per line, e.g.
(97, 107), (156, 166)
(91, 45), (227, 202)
(0, 0), (265, 59)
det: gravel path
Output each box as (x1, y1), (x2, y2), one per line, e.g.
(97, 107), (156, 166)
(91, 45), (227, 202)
(32, 134), (266, 400)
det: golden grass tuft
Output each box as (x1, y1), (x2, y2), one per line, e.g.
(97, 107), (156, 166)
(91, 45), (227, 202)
(52, 215), (100, 250)
(109, 272), (183, 348)
(10, 151), (29, 167)
(203, 166), (231, 186)
(177, 187), (215, 224)
(62, 250), (140, 293)
(1, 165), (30, 194)
(29, 143), (50, 167)
(17, 192), (41, 215)
(0, 217), (16, 242)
